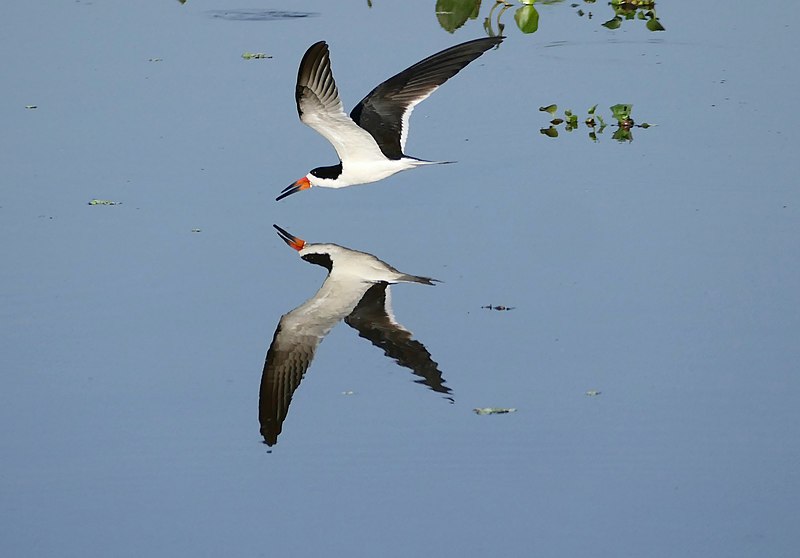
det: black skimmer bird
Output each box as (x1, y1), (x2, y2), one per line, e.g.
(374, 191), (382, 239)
(260, 225), (450, 446)
(277, 36), (504, 201)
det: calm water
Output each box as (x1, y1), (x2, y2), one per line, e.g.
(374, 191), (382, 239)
(2, 1), (798, 556)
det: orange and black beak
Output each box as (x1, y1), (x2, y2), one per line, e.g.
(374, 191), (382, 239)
(273, 224), (306, 251)
(276, 176), (311, 201)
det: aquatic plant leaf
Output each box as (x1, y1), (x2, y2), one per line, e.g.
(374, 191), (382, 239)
(473, 407), (517, 415)
(602, 16), (622, 29)
(88, 199), (119, 206)
(610, 103), (632, 121)
(436, 0), (481, 33)
(514, 5), (540, 34)
(541, 126), (559, 137)
(646, 17), (665, 31)
(587, 104), (597, 115)
(612, 127), (632, 142)
(241, 52), (272, 60)
(539, 104), (557, 114)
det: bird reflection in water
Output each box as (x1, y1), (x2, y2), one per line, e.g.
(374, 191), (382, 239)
(260, 225), (451, 446)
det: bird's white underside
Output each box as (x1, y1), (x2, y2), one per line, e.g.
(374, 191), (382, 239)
(300, 82), (444, 188)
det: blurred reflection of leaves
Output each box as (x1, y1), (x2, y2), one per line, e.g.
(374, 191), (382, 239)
(206, 9), (318, 21)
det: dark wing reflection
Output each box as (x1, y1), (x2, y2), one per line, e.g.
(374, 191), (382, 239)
(258, 322), (321, 447)
(259, 278), (371, 446)
(345, 283), (452, 399)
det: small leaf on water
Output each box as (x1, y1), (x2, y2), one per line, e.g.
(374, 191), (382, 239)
(514, 4), (540, 34)
(242, 52), (272, 60)
(640, 122), (651, 128)
(610, 103), (633, 121)
(25, 105), (37, 109)
(646, 17), (665, 31)
(473, 407), (517, 415)
(539, 104), (557, 114)
(88, 199), (120, 206)
(551, 118), (564, 125)
(612, 127), (632, 142)
(602, 16), (622, 29)
(588, 104), (597, 115)
(435, 0), (481, 33)
(540, 126), (559, 138)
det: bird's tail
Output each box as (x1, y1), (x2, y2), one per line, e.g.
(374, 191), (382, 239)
(397, 274), (440, 286)
(407, 157), (456, 167)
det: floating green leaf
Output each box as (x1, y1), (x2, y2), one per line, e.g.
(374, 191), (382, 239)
(88, 199), (119, 206)
(541, 126), (559, 138)
(610, 103), (633, 121)
(435, 0), (481, 33)
(612, 127), (633, 142)
(646, 17), (665, 31)
(473, 407), (517, 415)
(602, 16), (622, 29)
(242, 52), (272, 60)
(514, 4), (540, 34)
(539, 104), (557, 114)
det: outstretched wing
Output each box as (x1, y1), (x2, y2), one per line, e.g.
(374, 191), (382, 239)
(295, 41), (384, 164)
(258, 319), (321, 447)
(349, 36), (503, 160)
(345, 283), (452, 398)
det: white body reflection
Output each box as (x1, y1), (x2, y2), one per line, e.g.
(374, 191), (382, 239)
(260, 226), (451, 446)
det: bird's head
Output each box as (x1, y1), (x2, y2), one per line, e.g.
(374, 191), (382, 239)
(276, 164), (343, 201)
(273, 224), (334, 271)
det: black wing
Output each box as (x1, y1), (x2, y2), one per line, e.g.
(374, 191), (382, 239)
(345, 283), (452, 398)
(258, 321), (321, 447)
(349, 36), (503, 160)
